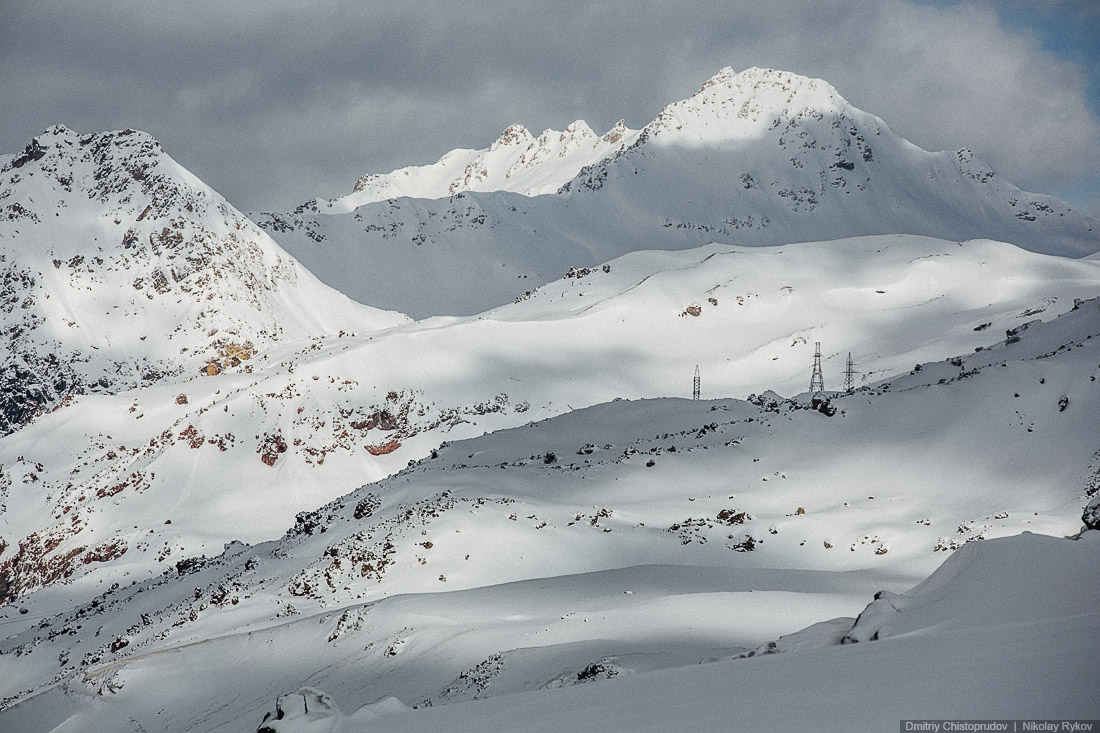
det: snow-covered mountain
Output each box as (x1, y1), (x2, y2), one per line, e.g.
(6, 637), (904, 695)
(2, 234), (1095, 608)
(332, 119), (639, 212)
(2, 66), (1100, 732)
(256, 67), (1100, 317)
(1, 296), (1097, 731)
(0, 125), (409, 435)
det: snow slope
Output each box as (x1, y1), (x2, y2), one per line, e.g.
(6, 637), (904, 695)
(0, 125), (409, 434)
(1, 297), (1097, 730)
(1, 235), (1095, 607)
(1, 75), (1099, 731)
(256, 68), (1100, 317)
(246, 532), (1100, 733)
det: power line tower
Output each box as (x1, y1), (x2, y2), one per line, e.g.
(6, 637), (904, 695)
(843, 352), (857, 393)
(809, 342), (825, 394)
(692, 365), (701, 400)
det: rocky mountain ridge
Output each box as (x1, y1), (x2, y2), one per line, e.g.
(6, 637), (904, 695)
(330, 119), (639, 213)
(256, 67), (1100, 317)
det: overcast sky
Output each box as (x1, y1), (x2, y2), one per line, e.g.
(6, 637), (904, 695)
(3, 0), (1098, 215)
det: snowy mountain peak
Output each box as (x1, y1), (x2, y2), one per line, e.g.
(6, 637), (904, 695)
(2, 124), (224, 239)
(550, 119), (597, 145)
(640, 66), (853, 144)
(564, 119), (594, 136)
(490, 123), (533, 148)
(0, 125), (408, 434)
(705, 64), (737, 83)
(8, 124), (88, 168)
(312, 66), (875, 213)
(602, 119), (630, 143)
(257, 66), (1100, 318)
(322, 118), (640, 212)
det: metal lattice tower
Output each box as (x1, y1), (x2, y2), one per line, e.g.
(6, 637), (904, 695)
(843, 352), (857, 393)
(809, 342), (825, 394)
(693, 365), (701, 400)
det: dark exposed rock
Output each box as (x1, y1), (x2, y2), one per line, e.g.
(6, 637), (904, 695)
(1083, 496), (1100, 531)
(8, 139), (46, 169)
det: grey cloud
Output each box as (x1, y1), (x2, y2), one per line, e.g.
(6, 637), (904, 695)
(2, 0), (1097, 212)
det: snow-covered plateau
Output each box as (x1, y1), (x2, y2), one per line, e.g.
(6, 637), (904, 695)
(1, 66), (1098, 731)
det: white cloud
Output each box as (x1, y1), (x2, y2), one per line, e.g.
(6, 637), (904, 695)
(810, 2), (1100, 194)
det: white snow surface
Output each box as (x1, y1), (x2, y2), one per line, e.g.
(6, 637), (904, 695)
(255, 67), (1100, 317)
(1, 234), (1097, 607)
(0, 124), (408, 433)
(329, 119), (640, 212)
(1, 66), (1099, 733)
(245, 532), (1100, 733)
(1, 297), (1098, 731)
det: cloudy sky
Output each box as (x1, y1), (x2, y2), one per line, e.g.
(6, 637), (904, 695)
(3, 0), (1098, 215)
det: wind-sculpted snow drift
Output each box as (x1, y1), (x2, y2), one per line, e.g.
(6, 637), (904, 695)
(256, 67), (1100, 317)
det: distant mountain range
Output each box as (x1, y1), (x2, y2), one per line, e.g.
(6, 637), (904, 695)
(253, 67), (1100, 317)
(1, 66), (1099, 731)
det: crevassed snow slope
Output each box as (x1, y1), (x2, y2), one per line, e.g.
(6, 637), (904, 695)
(1, 297), (1097, 730)
(1, 235), (1095, 606)
(257, 67), (1100, 317)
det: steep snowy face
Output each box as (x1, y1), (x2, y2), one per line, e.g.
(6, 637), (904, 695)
(565, 65), (1078, 235)
(259, 67), (1100, 318)
(325, 118), (641, 212)
(0, 126), (407, 434)
(562, 65), (889, 215)
(641, 66), (855, 143)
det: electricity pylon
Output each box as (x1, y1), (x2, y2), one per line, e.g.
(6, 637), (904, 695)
(843, 352), (857, 393)
(809, 342), (825, 394)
